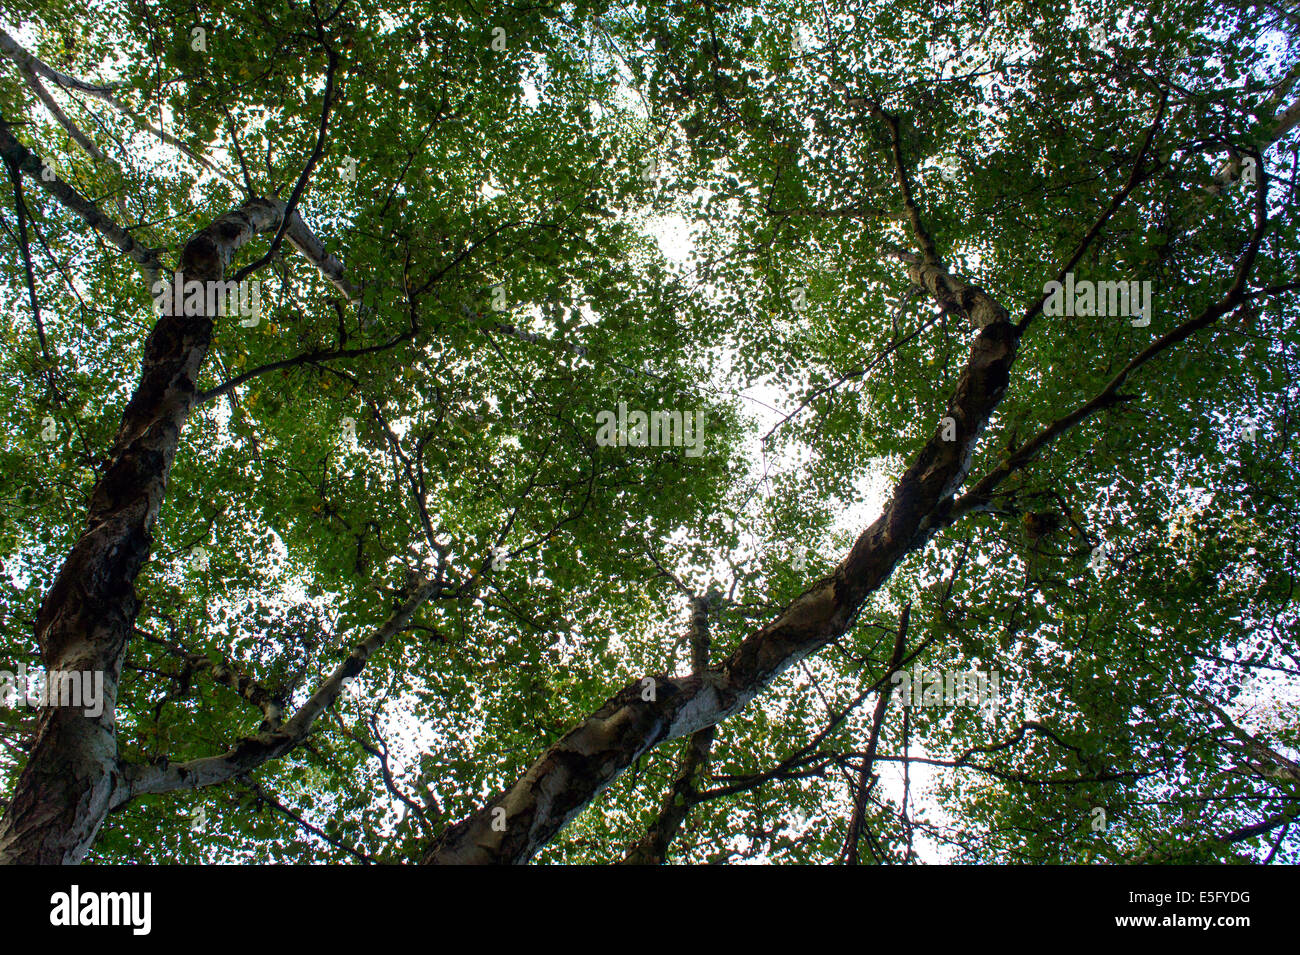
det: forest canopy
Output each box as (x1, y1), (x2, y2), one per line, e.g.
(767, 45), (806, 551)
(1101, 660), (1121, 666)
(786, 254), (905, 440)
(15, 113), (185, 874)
(0, 0), (1297, 865)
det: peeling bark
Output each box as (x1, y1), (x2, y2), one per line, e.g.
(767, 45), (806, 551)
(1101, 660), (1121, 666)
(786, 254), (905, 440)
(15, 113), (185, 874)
(0, 198), (284, 864)
(907, 261), (1009, 331)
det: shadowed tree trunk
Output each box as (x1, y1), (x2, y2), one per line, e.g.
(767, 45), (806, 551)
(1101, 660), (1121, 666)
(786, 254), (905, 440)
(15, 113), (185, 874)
(0, 195), (285, 864)
(425, 288), (1018, 864)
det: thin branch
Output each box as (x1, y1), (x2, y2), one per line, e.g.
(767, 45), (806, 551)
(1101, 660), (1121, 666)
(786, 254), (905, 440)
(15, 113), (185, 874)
(843, 602), (910, 865)
(951, 160), (1272, 520)
(0, 112), (163, 282)
(117, 577), (441, 801)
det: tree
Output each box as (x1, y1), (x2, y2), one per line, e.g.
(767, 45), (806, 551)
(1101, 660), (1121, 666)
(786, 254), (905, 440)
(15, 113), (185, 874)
(0, 0), (1296, 865)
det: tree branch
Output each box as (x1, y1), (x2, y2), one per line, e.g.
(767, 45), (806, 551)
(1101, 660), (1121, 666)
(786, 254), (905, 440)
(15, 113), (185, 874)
(843, 602), (909, 865)
(423, 270), (1020, 863)
(116, 577), (440, 800)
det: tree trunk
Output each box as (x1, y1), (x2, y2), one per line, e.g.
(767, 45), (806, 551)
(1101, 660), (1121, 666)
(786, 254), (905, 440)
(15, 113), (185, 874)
(425, 310), (1018, 864)
(0, 198), (284, 864)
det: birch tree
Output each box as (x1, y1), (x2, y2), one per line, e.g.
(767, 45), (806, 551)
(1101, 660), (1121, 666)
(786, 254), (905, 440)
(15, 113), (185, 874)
(0, 0), (1297, 865)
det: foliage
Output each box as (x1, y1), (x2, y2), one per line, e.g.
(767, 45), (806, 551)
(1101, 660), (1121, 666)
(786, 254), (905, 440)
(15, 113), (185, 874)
(0, 0), (1296, 863)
